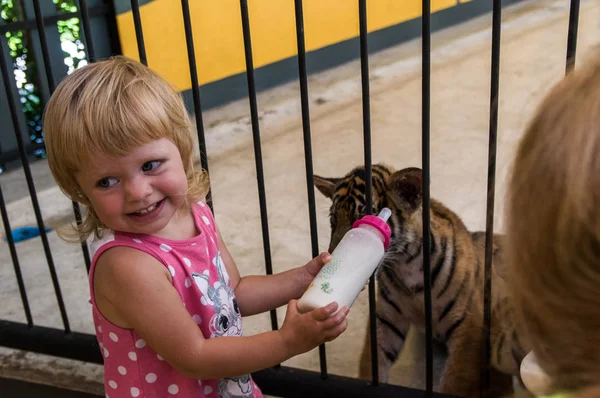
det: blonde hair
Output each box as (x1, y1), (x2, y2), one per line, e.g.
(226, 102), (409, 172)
(506, 53), (600, 395)
(44, 56), (209, 241)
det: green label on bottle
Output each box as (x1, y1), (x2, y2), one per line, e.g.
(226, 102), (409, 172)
(313, 253), (345, 294)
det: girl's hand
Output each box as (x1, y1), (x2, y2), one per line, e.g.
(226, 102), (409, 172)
(301, 252), (332, 288)
(279, 300), (349, 356)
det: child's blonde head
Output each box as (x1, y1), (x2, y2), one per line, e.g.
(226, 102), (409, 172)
(506, 53), (600, 394)
(44, 56), (209, 240)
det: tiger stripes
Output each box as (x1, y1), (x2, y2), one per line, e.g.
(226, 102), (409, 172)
(314, 164), (529, 397)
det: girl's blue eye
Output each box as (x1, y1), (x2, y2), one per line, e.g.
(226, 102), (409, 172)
(142, 160), (161, 172)
(97, 177), (118, 188)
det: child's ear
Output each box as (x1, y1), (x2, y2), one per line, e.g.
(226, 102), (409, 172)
(388, 167), (423, 210)
(313, 175), (341, 199)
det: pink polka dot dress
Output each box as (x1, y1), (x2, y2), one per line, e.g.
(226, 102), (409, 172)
(88, 202), (263, 398)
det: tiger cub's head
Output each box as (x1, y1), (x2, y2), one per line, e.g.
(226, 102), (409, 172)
(314, 164), (423, 254)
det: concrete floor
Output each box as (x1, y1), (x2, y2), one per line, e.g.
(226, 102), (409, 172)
(1, 0), (599, 395)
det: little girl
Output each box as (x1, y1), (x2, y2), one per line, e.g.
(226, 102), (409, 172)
(505, 51), (600, 398)
(43, 56), (350, 398)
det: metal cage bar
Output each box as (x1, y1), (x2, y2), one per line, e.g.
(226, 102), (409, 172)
(293, 0), (328, 379)
(32, 0), (92, 274)
(358, 0), (380, 386)
(0, 187), (33, 326)
(239, 0), (279, 334)
(0, 320), (449, 397)
(180, 0), (212, 210)
(566, 0), (580, 73)
(32, 0), (57, 91)
(0, 320), (101, 364)
(78, 0), (97, 63)
(0, 33), (71, 333)
(252, 365), (457, 398)
(421, 0), (434, 393)
(130, 0), (147, 65)
(481, 0), (503, 394)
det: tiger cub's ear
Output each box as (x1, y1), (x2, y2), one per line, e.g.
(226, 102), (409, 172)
(388, 167), (423, 210)
(313, 175), (342, 199)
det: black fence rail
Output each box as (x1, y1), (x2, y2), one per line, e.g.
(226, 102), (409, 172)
(0, 0), (582, 397)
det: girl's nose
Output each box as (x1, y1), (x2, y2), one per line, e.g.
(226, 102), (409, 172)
(124, 177), (152, 202)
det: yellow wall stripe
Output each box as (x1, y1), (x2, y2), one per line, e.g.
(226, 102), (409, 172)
(116, 0), (458, 91)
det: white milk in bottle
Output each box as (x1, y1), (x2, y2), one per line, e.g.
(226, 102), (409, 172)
(297, 208), (392, 313)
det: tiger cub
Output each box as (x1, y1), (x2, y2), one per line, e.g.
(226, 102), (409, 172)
(314, 164), (528, 397)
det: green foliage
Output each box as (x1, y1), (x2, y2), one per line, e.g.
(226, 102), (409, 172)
(1, 0), (87, 162)
(54, 0), (87, 73)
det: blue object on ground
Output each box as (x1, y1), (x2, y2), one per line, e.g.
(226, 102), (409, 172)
(5, 226), (53, 243)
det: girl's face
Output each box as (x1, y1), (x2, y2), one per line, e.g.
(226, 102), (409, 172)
(76, 139), (189, 238)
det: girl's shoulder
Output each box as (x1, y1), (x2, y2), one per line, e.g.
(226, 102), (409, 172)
(192, 200), (213, 218)
(88, 229), (159, 260)
(192, 200), (218, 233)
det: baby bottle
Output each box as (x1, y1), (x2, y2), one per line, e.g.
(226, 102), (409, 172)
(297, 208), (392, 314)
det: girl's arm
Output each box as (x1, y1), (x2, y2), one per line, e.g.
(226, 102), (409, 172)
(94, 247), (348, 380)
(218, 231), (331, 316)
